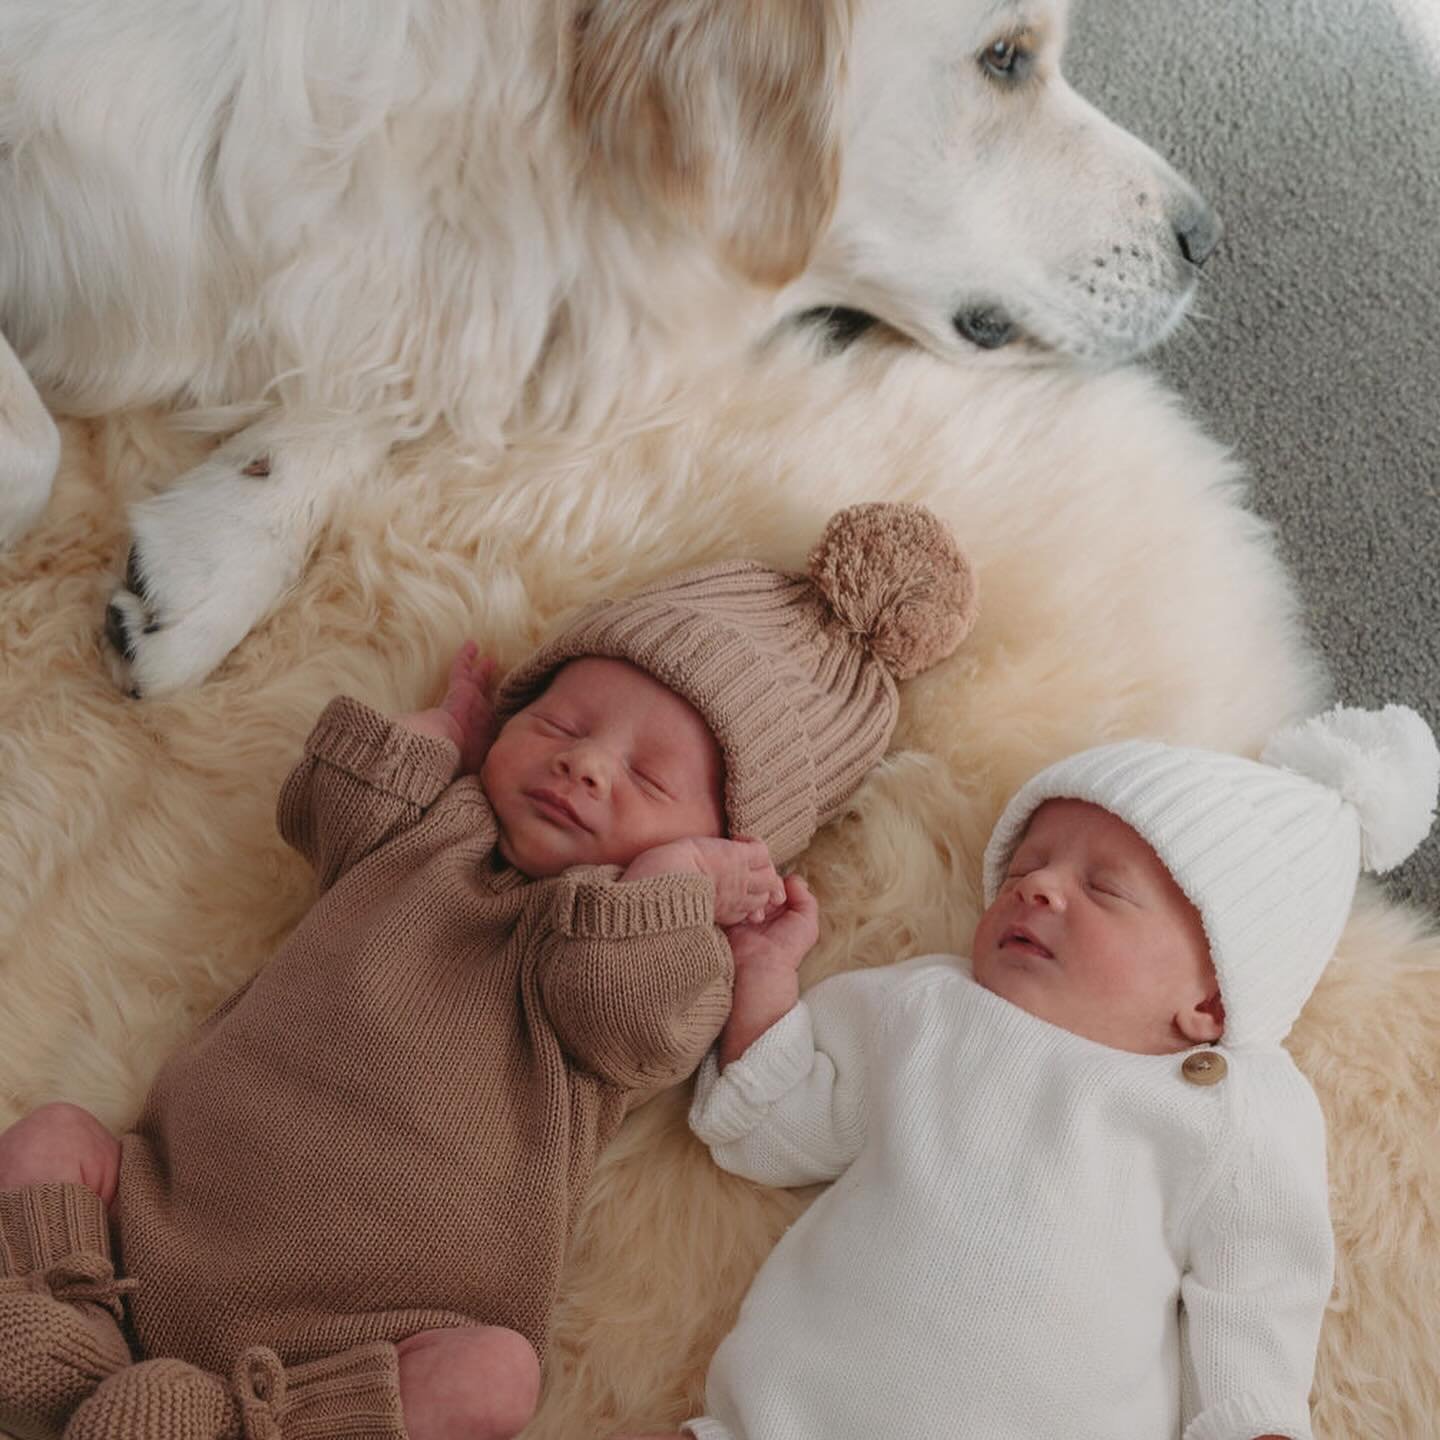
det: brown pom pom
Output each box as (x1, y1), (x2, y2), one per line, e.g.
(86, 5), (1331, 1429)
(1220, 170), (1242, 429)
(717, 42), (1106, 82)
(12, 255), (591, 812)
(807, 502), (978, 679)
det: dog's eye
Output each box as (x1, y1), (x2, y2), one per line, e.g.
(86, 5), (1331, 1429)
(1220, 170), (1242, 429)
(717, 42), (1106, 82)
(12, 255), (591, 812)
(980, 36), (1028, 80)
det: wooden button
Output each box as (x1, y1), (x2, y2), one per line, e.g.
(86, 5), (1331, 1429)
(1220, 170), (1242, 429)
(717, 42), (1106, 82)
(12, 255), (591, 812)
(1181, 1050), (1227, 1086)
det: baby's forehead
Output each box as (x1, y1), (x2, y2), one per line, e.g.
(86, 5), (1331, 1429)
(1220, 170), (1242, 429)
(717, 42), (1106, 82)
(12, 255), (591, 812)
(1019, 799), (1161, 872)
(540, 658), (720, 753)
(544, 655), (647, 698)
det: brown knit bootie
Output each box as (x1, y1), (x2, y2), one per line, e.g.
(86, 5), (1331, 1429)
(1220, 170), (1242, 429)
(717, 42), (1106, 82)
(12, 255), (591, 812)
(0, 1184), (134, 1440)
(63, 1342), (408, 1440)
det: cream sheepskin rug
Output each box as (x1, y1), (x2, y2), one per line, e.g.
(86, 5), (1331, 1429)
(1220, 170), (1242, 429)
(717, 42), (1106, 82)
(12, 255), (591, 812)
(2, 333), (1437, 1438)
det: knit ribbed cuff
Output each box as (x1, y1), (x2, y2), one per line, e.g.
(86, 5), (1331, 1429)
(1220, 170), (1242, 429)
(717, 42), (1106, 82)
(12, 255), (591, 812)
(0, 1184), (112, 1277)
(235, 1342), (404, 1437)
(688, 1002), (815, 1146)
(554, 869), (715, 939)
(1183, 1392), (1313, 1440)
(305, 696), (458, 807)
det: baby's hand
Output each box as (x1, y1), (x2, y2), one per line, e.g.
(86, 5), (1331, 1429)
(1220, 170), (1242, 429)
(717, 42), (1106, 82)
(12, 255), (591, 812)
(723, 874), (819, 976)
(438, 642), (499, 775)
(622, 836), (784, 927)
(718, 874), (819, 1068)
(395, 641), (498, 776)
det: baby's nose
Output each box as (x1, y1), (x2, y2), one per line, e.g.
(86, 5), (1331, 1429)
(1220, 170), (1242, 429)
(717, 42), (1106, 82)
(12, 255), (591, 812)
(1019, 873), (1064, 909)
(557, 742), (611, 793)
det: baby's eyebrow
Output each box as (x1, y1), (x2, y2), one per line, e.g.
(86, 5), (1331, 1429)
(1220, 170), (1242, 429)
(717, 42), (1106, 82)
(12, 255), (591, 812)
(635, 727), (690, 762)
(537, 693), (586, 718)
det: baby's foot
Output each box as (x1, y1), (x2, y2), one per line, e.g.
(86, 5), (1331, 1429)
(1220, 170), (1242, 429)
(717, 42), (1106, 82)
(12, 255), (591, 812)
(64, 1358), (238, 1440)
(0, 1255), (133, 1439)
(396, 1326), (539, 1440)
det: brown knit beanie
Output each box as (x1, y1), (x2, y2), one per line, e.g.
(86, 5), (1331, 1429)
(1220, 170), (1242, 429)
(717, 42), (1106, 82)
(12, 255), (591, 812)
(497, 503), (978, 865)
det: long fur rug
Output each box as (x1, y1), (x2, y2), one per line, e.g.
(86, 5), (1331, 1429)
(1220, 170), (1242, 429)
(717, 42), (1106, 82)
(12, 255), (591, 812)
(2, 333), (1437, 1438)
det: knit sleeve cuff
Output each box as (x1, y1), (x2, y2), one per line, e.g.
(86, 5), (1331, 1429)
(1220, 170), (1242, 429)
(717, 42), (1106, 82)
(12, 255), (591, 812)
(1184, 1393), (1313, 1440)
(0, 1183), (113, 1273)
(304, 696), (458, 807)
(689, 1002), (815, 1145)
(553, 868), (716, 938)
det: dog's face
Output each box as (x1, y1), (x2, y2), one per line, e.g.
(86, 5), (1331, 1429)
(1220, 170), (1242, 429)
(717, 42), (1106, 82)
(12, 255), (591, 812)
(790, 0), (1219, 363)
(572, 0), (1218, 365)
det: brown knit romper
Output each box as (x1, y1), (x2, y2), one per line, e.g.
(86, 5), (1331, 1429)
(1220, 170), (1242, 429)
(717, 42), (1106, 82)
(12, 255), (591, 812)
(111, 697), (733, 1373)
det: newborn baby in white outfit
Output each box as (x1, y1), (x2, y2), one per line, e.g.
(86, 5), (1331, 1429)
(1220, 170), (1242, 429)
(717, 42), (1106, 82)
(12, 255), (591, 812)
(617, 704), (1438, 1440)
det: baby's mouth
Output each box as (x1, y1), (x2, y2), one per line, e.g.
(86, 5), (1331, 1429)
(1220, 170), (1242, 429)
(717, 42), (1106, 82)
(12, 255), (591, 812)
(525, 788), (591, 831)
(999, 926), (1054, 961)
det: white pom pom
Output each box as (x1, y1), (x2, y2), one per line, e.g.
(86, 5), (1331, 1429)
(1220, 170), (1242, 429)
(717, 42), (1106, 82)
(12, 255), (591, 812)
(1261, 704), (1440, 872)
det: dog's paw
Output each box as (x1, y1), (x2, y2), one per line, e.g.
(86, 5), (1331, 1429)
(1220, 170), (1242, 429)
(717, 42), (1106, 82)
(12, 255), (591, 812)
(102, 452), (308, 697)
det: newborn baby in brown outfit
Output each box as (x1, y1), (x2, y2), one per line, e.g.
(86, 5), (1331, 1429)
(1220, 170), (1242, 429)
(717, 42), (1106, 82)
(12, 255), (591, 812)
(0, 503), (976, 1440)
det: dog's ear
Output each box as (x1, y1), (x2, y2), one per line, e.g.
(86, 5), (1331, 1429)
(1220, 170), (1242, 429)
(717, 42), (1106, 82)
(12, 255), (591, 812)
(569, 0), (846, 287)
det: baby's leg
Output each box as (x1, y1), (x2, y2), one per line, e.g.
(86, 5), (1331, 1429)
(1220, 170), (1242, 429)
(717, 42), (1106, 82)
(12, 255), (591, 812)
(395, 1327), (540, 1440)
(0, 1103), (123, 1206)
(66, 1330), (540, 1440)
(0, 1106), (132, 1436)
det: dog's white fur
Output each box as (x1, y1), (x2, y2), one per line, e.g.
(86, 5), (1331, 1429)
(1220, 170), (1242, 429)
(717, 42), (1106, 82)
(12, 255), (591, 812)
(0, 0), (1215, 694)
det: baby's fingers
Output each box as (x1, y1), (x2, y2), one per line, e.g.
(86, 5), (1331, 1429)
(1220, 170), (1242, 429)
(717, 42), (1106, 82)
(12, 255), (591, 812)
(732, 838), (784, 896)
(779, 873), (818, 924)
(450, 640), (494, 678)
(784, 873), (817, 914)
(746, 871), (810, 926)
(768, 876), (820, 956)
(449, 640), (479, 679)
(744, 868), (784, 919)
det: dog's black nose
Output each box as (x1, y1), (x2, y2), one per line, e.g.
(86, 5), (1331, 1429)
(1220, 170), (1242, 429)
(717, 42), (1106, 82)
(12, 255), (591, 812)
(1174, 201), (1222, 268)
(953, 306), (1017, 350)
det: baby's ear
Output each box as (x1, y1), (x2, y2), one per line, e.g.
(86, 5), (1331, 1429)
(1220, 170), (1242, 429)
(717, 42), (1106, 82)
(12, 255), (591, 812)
(1176, 989), (1225, 1045)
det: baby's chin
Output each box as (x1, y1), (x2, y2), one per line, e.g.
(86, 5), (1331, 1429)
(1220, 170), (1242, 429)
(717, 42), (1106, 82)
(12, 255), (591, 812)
(494, 824), (635, 879)
(972, 945), (1055, 1017)
(495, 828), (578, 879)
(972, 955), (1191, 1055)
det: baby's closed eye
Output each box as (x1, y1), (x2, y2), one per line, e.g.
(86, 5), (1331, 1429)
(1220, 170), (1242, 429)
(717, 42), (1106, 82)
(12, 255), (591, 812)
(630, 764), (672, 798)
(1088, 875), (1138, 903)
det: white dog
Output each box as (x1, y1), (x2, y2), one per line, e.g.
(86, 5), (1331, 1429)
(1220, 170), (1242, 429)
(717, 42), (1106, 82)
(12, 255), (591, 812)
(0, 0), (1218, 696)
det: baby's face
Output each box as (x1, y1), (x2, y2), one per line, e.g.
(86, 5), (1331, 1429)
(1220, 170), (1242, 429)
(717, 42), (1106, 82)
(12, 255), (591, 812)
(481, 657), (726, 877)
(972, 800), (1221, 1055)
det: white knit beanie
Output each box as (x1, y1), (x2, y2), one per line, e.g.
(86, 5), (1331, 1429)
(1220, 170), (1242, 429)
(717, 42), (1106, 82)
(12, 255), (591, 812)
(983, 705), (1440, 1050)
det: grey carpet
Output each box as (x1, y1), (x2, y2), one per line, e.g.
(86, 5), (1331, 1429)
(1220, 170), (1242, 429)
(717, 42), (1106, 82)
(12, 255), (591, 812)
(1067, 0), (1440, 912)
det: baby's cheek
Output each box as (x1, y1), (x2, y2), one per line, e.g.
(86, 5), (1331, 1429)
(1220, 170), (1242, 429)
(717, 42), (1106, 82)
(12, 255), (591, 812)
(1087, 940), (1163, 1004)
(970, 903), (1004, 960)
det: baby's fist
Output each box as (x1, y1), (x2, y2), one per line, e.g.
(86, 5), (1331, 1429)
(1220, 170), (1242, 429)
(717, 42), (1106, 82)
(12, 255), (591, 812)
(696, 837), (786, 927)
(621, 836), (784, 927)
(717, 875), (819, 1068)
(724, 874), (819, 975)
